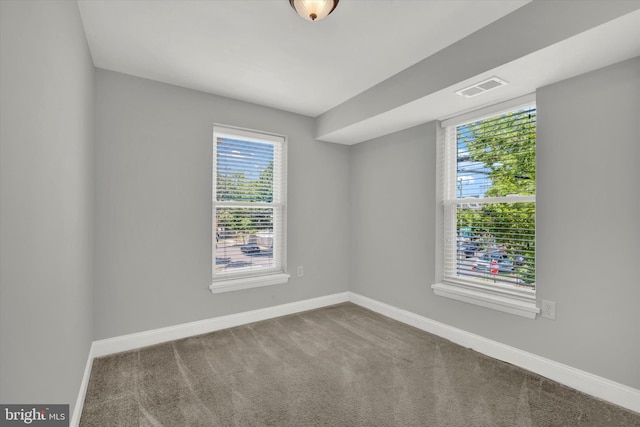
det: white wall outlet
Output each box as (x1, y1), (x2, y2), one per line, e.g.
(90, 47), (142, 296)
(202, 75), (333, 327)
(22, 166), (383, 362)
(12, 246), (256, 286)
(541, 300), (556, 320)
(297, 265), (304, 277)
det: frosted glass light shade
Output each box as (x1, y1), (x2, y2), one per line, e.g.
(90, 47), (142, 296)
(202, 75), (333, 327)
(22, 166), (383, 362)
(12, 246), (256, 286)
(289, 0), (339, 22)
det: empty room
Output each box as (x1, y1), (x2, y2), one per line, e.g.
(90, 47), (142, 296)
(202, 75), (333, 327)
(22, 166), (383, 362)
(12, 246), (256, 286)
(1, 0), (639, 426)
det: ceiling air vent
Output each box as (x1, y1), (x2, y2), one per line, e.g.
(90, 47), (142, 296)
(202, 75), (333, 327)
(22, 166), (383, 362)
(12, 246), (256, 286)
(455, 77), (509, 98)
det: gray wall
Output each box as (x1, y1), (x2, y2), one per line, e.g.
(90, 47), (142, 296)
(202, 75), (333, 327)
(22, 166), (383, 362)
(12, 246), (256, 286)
(0, 0), (94, 410)
(349, 122), (437, 310)
(350, 57), (640, 389)
(93, 70), (350, 339)
(535, 57), (640, 387)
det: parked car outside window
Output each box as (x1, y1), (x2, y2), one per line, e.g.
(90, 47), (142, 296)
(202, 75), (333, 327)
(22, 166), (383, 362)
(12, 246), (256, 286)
(472, 252), (514, 273)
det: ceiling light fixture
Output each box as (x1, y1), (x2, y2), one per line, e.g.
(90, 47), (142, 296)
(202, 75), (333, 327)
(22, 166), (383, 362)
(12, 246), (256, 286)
(289, 0), (339, 22)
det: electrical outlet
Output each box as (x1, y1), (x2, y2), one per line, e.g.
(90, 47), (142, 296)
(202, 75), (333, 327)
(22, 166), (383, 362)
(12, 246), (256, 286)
(541, 300), (556, 320)
(297, 266), (304, 277)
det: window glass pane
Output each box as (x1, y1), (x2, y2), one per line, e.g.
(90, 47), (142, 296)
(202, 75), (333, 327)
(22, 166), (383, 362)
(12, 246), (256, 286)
(446, 104), (536, 291)
(456, 107), (536, 199)
(213, 127), (286, 283)
(215, 207), (275, 274)
(456, 202), (535, 287)
(216, 138), (274, 203)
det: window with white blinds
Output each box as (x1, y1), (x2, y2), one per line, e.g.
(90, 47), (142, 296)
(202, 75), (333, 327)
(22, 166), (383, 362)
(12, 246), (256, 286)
(211, 125), (288, 293)
(433, 95), (538, 318)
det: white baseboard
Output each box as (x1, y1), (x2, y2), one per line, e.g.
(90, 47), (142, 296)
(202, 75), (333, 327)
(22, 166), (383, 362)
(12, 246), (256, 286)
(70, 343), (95, 427)
(92, 292), (350, 357)
(75, 290), (639, 419)
(347, 291), (640, 414)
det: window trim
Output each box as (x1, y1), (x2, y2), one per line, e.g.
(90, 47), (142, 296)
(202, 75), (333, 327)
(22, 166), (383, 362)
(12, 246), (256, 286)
(210, 124), (289, 294)
(432, 94), (540, 319)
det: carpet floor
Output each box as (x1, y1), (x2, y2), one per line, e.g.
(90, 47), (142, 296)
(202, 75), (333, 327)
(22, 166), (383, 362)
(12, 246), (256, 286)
(80, 303), (640, 426)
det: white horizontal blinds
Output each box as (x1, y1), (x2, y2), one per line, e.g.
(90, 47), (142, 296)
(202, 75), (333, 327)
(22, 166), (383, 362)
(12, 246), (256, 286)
(271, 140), (286, 272)
(216, 138), (275, 203)
(456, 107), (536, 199)
(455, 203), (536, 287)
(213, 127), (286, 278)
(443, 104), (536, 290)
(442, 125), (458, 200)
(442, 124), (458, 280)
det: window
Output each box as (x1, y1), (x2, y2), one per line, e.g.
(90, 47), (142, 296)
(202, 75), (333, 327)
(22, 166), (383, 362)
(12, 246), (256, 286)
(432, 95), (539, 318)
(211, 125), (289, 293)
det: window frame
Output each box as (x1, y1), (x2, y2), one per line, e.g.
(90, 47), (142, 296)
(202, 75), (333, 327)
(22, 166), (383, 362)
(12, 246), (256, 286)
(431, 94), (540, 319)
(211, 124), (289, 294)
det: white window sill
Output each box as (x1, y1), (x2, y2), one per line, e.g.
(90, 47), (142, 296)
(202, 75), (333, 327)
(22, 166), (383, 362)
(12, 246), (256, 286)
(431, 281), (540, 319)
(210, 272), (290, 294)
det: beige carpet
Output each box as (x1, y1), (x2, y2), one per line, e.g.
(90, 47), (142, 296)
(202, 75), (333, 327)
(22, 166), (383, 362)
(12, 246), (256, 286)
(80, 303), (640, 426)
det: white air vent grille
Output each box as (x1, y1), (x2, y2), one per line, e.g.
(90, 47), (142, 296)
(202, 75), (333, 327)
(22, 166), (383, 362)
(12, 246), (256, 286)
(455, 77), (509, 98)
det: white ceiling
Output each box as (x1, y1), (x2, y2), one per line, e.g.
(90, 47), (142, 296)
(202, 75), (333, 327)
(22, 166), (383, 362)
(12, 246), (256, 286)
(77, 0), (640, 144)
(319, 7), (640, 144)
(77, 0), (528, 117)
